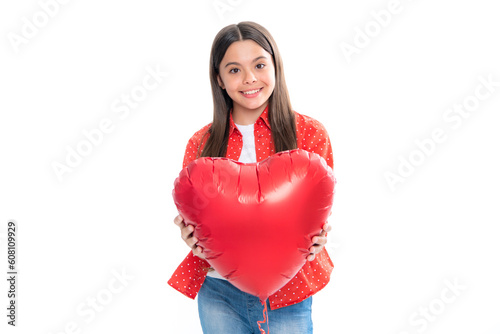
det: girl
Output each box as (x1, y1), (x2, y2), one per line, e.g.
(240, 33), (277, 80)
(169, 21), (334, 334)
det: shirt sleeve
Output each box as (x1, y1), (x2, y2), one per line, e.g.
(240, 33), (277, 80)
(298, 115), (334, 171)
(297, 114), (335, 235)
(312, 122), (334, 171)
(182, 137), (200, 168)
(182, 126), (211, 168)
(173, 127), (212, 283)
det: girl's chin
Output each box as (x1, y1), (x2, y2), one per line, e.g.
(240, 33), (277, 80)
(234, 102), (268, 112)
(235, 97), (270, 109)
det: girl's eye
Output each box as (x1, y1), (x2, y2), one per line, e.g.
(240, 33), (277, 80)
(229, 68), (239, 74)
(256, 63), (265, 69)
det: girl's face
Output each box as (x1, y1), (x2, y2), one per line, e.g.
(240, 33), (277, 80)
(217, 40), (275, 123)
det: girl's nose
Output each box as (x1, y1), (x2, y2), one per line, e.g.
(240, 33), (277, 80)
(243, 70), (257, 84)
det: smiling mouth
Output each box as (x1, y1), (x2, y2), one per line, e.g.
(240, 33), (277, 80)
(241, 88), (263, 95)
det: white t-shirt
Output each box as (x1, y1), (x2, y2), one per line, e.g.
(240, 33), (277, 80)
(206, 122), (257, 280)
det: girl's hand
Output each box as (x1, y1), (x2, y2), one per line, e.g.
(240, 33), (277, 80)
(307, 222), (332, 261)
(173, 214), (206, 260)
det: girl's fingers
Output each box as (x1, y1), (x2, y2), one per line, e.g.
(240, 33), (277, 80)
(181, 224), (194, 241)
(193, 245), (206, 260)
(322, 223), (332, 233)
(313, 223), (331, 239)
(173, 214), (184, 227)
(312, 236), (328, 246)
(309, 236), (327, 261)
(308, 224), (330, 261)
(174, 214), (204, 258)
(309, 244), (324, 254)
(186, 235), (198, 248)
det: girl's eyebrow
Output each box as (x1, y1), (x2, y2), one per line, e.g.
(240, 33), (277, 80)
(224, 55), (268, 68)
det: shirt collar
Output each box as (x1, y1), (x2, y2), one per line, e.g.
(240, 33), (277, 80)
(229, 104), (271, 136)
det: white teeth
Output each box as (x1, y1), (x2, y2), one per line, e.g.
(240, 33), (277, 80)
(242, 88), (260, 95)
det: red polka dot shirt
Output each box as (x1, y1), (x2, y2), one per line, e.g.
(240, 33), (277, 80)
(168, 105), (334, 310)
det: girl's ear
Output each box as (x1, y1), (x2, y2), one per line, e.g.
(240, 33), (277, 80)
(217, 75), (225, 89)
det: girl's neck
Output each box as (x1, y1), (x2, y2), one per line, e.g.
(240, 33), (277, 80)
(231, 103), (268, 125)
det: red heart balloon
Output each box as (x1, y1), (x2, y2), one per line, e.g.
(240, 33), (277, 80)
(172, 148), (335, 301)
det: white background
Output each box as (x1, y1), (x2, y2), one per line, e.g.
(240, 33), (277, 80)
(1, 0), (500, 333)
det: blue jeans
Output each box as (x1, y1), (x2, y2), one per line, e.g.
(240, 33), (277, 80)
(198, 276), (313, 334)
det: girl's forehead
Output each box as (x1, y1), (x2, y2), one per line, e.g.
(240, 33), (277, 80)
(222, 40), (270, 63)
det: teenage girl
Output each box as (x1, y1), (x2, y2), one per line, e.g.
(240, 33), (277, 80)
(169, 21), (334, 334)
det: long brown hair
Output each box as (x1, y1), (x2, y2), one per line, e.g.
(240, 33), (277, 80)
(198, 21), (297, 158)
